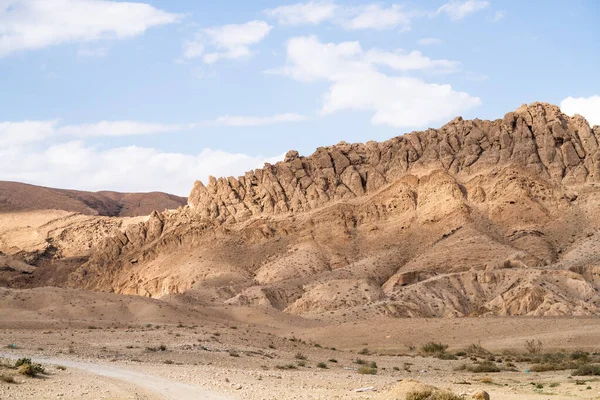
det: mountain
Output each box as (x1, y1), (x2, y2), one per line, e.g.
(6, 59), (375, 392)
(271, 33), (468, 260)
(4, 102), (600, 319)
(0, 181), (187, 217)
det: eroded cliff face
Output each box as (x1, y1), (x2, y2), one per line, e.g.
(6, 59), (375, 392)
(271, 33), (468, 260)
(51, 103), (600, 317)
(188, 103), (599, 222)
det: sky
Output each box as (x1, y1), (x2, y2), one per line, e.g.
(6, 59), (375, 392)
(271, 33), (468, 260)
(0, 0), (598, 196)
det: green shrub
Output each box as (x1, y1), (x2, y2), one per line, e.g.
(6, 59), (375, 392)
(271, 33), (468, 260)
(420, 342), (448, 355)
(18, 363), (44, 377)
(316, 362), (328, 369)
(15, 358), (32, 367)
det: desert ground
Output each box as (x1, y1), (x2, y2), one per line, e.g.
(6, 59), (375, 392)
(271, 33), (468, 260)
(1, 287), (600, 399)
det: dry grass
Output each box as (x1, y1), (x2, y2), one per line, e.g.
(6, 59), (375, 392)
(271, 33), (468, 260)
(406, 389), (463, 400)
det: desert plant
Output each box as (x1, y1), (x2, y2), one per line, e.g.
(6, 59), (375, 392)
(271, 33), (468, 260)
(572, 364), (600, 376)
(406, 389), (463, 400)
(146, 344), (167, 352)
(358, 348), (370, 355)
(467, 361), (500, 373)
(294, 352), (307, 360)
(357, 366), (377, 375)
(17, 362), (44, 377)
(275, 364), (297, 370)
(525, 339), (543, 354)
(14, 358), (32, 368)
(465, 343), (491, 357)
(316, 362), (328, 369)
(354, 358), (367, 365)
(420, 342), (448, 355)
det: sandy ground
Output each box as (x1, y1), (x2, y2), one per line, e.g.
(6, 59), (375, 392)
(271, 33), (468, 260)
(1, 288), (600, 399)
(2, 313), (600, 399)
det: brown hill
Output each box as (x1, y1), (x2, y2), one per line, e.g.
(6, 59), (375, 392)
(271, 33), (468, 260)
(0, 181), (187, 217)
(4, 102), (600, 320)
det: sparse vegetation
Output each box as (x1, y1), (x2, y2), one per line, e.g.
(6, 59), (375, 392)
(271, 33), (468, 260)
(358, 348), (370, 355)
(357, 366), (377, 375)
(464, 343), (491, 357)
(406, 389), (463, 400)
(525, 339), (543, 354)
(294, 352), (307, 360)
(420, 342), (448, 356)
(17, 361), (44, 377)
(146, 344), (167, 352)
(275, 364), (297, 370)
(316, 362), (328, 369)
(572, 364), (600, 376)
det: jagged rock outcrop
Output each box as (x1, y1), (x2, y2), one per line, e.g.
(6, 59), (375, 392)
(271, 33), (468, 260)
(189, 103), (600, 222)
(10, 102), (600, 319)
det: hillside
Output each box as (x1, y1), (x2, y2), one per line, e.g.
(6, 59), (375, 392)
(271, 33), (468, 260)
(0, 181), (187, 217)
(4, 102), (600, 320)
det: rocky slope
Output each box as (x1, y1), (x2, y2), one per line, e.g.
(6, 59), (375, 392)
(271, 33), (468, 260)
(5, 102), (600, 319)
(0, 181), (186, 217)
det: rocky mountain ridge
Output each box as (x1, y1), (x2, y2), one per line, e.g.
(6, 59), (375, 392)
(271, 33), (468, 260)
(189, 102), (599, 222)
(4, 102), (600, 319)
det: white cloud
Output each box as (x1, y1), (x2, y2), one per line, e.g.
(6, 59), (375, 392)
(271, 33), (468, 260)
(339, 4), (411, 31)
(0, 120), (58, 146)
(493, 10), (505, 22)
(0, 141), (282, 195)
(212, 113), (307, 127)
(0, 0), (181, 57)
(271, 36), (480, 128)
(418, 37), (442, 46)
(183, 40), (204, 59)
(57, 121), (192, 137)
(184, 20), (272, 63)
(561, 96), (600, 126)
(365, 49), (460, 73)
(264, 2), (413, 31)
(435, 0), (489, 21)
(0, 114), (307, 146)
(264, 1), (337, 25)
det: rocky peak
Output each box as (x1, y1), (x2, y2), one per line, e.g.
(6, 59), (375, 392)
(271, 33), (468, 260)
(188, 103), (600, 223)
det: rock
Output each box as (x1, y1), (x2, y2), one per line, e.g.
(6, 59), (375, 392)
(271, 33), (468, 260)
(188, 102), (598, 223)
(472, 390), (490, 400)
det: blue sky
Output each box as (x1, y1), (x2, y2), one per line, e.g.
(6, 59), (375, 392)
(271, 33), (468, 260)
(0, 0), (598, 195)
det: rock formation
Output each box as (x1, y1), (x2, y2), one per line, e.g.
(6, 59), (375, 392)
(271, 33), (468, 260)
(5, 102), (600, 319)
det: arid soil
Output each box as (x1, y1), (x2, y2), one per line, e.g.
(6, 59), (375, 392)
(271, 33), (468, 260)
(2, 287), (600, 399)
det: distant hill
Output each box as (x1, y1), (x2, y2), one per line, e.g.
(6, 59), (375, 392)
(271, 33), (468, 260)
(0, 181), (187, 217)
